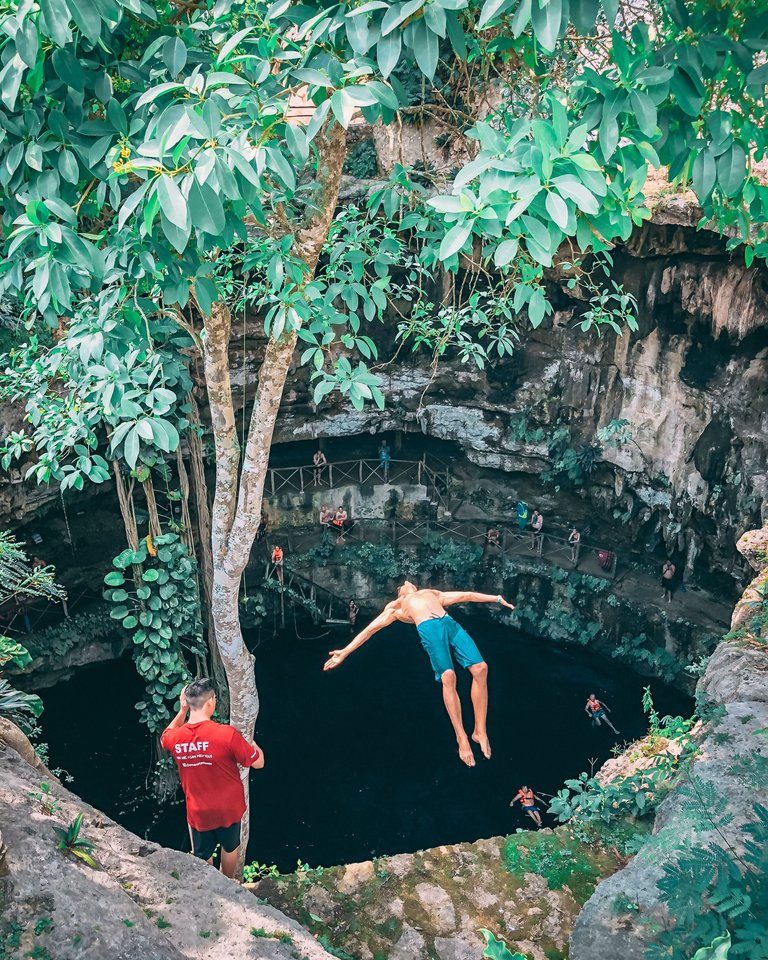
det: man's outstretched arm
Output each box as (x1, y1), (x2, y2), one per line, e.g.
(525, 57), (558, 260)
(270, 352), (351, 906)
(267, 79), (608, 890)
(438, 591), (515, 610)
(324, 603), (399, 670)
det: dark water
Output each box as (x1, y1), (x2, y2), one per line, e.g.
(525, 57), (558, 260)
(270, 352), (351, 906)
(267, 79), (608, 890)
(39, 614), (692, 871)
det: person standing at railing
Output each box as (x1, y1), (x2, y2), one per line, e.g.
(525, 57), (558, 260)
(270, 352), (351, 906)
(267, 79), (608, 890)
(568, 526), (580, 564)
(530, 509), (544, 551)
(348, 599), (359, 632)
(485, 526), (501, 550)
(313, 449), (327, 487)
(378, 440), (391, 483)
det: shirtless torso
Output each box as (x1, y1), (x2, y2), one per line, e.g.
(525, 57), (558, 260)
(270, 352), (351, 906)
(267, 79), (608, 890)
(388, 589), (450, 626)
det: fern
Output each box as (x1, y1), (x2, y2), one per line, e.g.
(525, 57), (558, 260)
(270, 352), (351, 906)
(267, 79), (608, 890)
(649, 778), (768, 960)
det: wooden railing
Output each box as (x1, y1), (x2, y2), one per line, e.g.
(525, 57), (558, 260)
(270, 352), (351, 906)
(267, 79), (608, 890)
(265, 515), (617, 579)
(264, 456), (450, 500)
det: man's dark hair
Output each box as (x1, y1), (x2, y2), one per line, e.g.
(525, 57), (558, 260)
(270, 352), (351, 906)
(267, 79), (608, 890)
(186, 678), (215, 709)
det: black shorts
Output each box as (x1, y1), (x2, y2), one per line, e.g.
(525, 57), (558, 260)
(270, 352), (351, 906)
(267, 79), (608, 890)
(189, 821), (241, 861)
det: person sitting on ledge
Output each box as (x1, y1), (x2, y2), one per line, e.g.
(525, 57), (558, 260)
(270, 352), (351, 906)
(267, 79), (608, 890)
(319, 504), (333, 529)
(324, 582), (515, 767)
(161, 679), (264, 879)
(332, 505), (349, 543)
(486, 526), (501, 549)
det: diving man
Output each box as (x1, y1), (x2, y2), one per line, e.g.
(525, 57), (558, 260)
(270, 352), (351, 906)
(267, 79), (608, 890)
(323, 582), (515, 767)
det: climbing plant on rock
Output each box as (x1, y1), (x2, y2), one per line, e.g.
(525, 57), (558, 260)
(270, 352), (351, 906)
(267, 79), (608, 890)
(3, 0), (768, 874)
(104, 533), (205, 734)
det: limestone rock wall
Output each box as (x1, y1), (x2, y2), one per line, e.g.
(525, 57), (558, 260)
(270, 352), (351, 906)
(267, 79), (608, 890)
(251, 829), (626, 960)
(1, 210), (766, 600)
(262, 216), (768, 593)
(0, 743), (334, 960)
(569, 525), (768, 958)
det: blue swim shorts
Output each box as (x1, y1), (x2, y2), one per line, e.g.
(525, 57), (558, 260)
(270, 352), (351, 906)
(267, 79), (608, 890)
(416, 615), (484, 681)
(593, 709), (606, 721)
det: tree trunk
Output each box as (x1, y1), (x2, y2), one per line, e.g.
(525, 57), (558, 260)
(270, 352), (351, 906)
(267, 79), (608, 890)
(203, 119), (348, 874)
(186, 393), (228, 706)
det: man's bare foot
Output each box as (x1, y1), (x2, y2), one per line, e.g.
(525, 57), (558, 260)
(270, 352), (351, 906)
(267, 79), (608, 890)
(472, 732), (492, 760)
(458, 739), (475, 767)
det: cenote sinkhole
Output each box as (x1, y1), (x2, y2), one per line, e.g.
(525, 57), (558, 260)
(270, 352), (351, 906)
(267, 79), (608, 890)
(38, 614), (693, 872)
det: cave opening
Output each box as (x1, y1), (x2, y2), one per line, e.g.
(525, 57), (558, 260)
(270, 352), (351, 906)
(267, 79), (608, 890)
(38, 612), (692, 872)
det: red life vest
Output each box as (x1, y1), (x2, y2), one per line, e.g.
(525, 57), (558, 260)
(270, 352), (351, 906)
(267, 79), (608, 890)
(518, 788), (535, 805)
(272, 548), (283, 563)
(587, 699), (602, 713)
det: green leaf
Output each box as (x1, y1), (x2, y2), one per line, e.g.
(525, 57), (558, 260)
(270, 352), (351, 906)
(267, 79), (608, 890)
(691, 932), (731, 960)
(194, 277), (217, 316)
(40, 0), (72, 46)
(69, 0), (102, 43)
(104, 572), (126, 586)
(188, 179), (225, 236)
(692, 147), (716, 201)
(530, 0), (562, 53)
(439, 222), (471, 259)
(123, 616), (139, 629)
(411, 20), (439, 79)
(163, 37), (187, 77)
(217, 25), (255, 64)
(477, 0), (515, 29)
(630, 90), (657, 137)
(716, 143), (746, 197)
(110, 605), (129, 619)
(142, 569), (160, 582)
(0, 55), (25, 111)
(123, 426), (140, 469)
(493, 238), (518, 267)
(377, 31), (402, 78)
(545, 191), (569, 230)
(480, 929), (527, 960)
(381, 0), (424, 36)
(156, 175), (189, 230)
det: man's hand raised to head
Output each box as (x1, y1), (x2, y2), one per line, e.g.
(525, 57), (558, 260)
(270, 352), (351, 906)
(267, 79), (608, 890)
(324, 650), (347, 671)
(179, 685), (189, 712)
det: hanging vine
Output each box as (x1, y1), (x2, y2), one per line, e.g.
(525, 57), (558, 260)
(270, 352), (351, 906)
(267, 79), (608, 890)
(103, 533), (206, 734)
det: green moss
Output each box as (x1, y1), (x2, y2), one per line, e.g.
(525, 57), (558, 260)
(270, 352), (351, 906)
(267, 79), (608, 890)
(502, 831), (603, 902)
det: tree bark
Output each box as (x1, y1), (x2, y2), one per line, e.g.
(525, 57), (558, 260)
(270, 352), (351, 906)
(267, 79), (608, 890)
(202, 120), (348, 874)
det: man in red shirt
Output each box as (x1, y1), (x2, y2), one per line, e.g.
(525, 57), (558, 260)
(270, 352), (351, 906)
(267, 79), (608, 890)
(161, 678), (264, 878)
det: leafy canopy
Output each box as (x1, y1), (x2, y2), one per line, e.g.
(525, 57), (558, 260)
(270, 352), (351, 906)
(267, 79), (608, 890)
(1, 0), (768, 485)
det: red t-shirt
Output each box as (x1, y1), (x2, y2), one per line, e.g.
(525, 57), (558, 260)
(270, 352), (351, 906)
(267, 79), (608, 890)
(160, 720), (259, 831)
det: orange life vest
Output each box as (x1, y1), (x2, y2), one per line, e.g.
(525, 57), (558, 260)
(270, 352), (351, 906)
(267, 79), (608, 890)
(272, 548), (283, 563)
(587, 699), (602, 713)
(519, 788), (534, 804)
